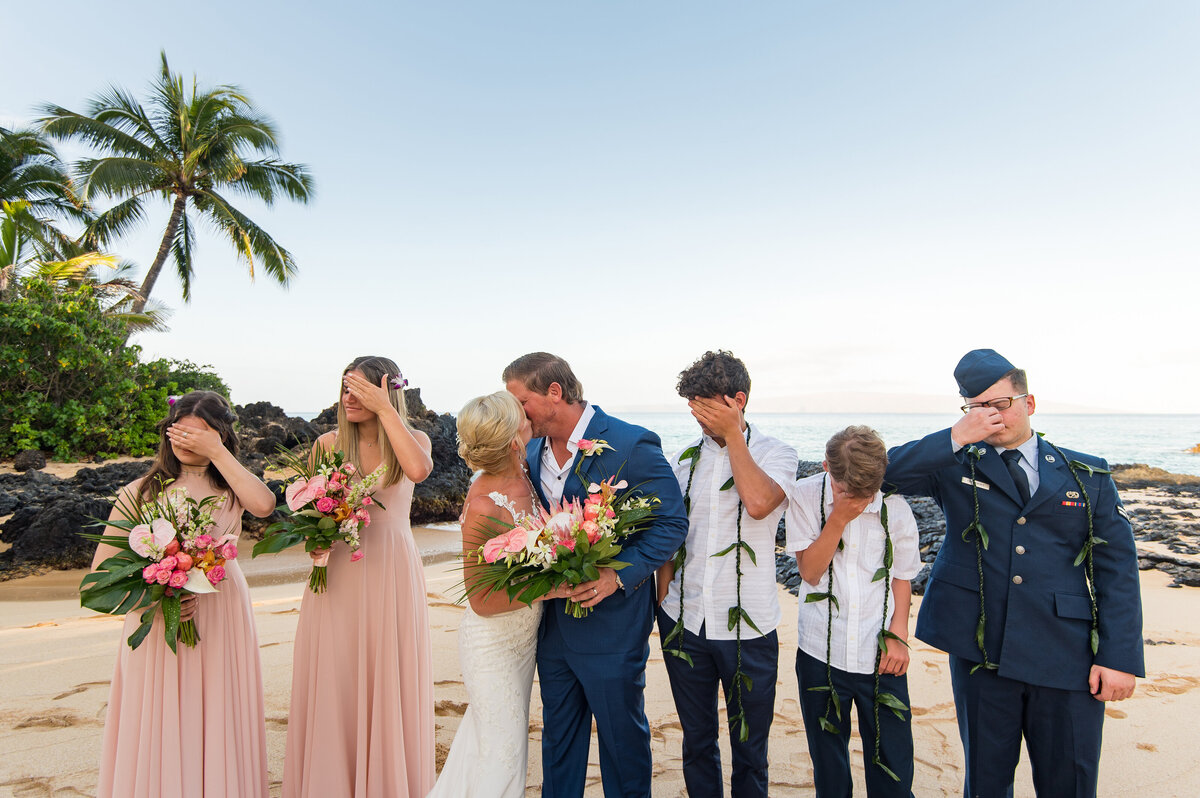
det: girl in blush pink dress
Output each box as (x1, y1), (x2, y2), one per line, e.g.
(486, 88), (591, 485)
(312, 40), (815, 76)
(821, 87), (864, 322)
(282, 356), (436, 798)
(93, 391), (278, 798)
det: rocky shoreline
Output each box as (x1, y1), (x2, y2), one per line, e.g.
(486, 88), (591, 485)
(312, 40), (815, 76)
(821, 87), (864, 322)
(3, 405), (1198, 591)
(0, 391), (469, 581)
(773, 462), (1200, 595)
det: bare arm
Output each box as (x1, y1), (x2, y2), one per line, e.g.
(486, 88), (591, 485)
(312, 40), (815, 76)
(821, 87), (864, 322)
(656, 561), (675, 605)
(461, 495), (529, 617)
(879, 578), (912, 675)
(91, 484), (140, 569)
(343, 372), (434, 482)
(689, 396), (785, 519)
(796, 485), (870, 585)
(166, 418), (276, 517)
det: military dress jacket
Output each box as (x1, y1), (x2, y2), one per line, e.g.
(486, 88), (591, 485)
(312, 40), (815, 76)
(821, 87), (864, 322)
(885, 429), (1144, 691)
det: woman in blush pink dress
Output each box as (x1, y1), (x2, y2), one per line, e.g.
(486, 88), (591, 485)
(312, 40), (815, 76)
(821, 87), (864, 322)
(282, 355), (436, 798)
(93, 391), (277, 798)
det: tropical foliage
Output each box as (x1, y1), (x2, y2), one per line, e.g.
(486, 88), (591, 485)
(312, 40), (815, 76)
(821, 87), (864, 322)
(40, 51), (314, 312)
(0, 280), (168, 459)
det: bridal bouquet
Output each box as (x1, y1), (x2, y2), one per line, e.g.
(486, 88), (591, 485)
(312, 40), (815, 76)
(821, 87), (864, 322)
(80, 484), (236, 652)
(467, 476), (659, 617)
(252, 447), (386, 593)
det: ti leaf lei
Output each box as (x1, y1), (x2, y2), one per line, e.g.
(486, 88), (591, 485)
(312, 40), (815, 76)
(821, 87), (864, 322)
(960, 435), (1107, 672)
(804, 477), (909, 783)
(664, 425), (760, 743)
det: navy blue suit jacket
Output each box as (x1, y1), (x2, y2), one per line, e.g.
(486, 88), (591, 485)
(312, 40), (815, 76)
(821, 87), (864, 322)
(886, 430), (1144, 691)
(527, 405), (688, 654)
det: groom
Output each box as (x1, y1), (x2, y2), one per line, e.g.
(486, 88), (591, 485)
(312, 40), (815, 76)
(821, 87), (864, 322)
(504, 352), (688, 798)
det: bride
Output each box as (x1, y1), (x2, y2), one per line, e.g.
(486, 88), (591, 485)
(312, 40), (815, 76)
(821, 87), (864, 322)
(429, 391), (557, 797)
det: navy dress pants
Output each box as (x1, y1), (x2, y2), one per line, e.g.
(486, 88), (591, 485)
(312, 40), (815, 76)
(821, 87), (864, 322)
(948, 654), (1105, 798)
(795, 648), (915, 798)
(656, 607), (778, 798)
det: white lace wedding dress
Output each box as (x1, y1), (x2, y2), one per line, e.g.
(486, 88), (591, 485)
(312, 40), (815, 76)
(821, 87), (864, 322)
(428, 492), (543, 798)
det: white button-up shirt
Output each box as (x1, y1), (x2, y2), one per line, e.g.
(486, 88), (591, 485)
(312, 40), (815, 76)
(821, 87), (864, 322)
(786, 473), (922, 674)
(540, 403), (596, 505)
(660, 424), (798, 640)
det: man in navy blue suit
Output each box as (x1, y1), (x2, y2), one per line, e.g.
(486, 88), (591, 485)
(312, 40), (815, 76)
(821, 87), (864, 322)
(504, 352), (688, 798)
(885, 349), (1143, 798)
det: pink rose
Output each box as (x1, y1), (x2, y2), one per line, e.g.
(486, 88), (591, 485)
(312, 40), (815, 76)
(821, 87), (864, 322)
(482, 534), (509, 564)
(164, 539), (180, 556)
(350, 550), (365, 562)
(193, 534), (213, 551)
(155, 568), (171, 585)
(175, 552), (194, 571)
(329, 471), (343, 483)
(343, 462), (356, 475)
(577, 439), (594, 452)
(221, 543), (238, 560)
(168, 570), (188, 588)
(315, 496), (337, 514)
(583, 503), (602, 521)
(159, 555), (178, 571)
(207, 565), (226, 585)
(582, 520), (602, 544)
(142, 564), (158, 583)
(355, 509), (369, 523)
(362, 496), (373, 506)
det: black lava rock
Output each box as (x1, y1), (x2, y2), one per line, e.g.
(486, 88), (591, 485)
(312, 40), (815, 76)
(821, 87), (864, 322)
(13, 449), (47, 471)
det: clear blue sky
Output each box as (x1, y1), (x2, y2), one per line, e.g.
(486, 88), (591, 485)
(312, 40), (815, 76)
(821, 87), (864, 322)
(4, 2), (1198, 415)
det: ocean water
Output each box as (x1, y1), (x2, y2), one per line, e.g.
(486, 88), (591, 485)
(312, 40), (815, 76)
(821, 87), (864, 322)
(618, 413), (1200, 477)
(291, 410), (1200, 476)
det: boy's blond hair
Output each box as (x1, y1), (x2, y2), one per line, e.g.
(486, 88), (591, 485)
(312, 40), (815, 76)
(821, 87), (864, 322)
(825, 425), (888, 498)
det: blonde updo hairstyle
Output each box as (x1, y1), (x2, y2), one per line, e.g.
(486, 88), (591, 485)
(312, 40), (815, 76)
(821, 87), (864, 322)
(457, 391), (524, 475)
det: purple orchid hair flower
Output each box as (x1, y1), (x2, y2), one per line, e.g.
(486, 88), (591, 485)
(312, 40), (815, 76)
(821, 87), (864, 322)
(390, 373), (409, 391)
(167, 395), (181, 407)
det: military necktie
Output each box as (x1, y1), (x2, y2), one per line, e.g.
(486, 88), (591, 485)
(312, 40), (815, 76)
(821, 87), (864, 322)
(1001, 449), (1031, 505)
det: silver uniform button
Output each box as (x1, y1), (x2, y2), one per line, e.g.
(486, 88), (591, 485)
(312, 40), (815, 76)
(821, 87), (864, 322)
(1012, 575), (1023, 584)
(1015, 545), (1026, 555)
(1017, 517), (1027, 525)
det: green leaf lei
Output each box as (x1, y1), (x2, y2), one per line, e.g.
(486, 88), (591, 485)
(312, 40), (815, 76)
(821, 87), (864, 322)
(665, 425), (759, 742)
(961, 436), (1107, 671)
(805, 477), (909, 782)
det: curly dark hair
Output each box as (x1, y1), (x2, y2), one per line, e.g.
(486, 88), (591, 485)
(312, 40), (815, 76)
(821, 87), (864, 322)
(676, 350), (751, 404)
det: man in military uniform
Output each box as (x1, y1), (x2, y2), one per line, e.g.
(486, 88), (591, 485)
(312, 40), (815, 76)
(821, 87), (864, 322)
(885, 349), (1143, 798)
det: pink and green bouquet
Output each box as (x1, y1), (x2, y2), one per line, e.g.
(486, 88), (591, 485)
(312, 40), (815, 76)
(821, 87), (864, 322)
(466, 476), (659, 617)
(81, 484), (236, 652)
(252, 447), (386, 593)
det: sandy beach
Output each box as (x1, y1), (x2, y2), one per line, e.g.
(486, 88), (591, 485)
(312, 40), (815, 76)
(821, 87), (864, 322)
(1, 525), (1197, 798)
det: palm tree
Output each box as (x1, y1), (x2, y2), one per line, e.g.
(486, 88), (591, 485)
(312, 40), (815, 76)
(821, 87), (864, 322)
(39, 51), (314, 312)
(0, 127), (82, 260)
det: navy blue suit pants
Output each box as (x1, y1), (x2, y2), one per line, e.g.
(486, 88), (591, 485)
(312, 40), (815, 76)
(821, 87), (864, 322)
(949, 655), (1104, 798)
(656, 607), (778, 798)
(795, 648), (915, 798)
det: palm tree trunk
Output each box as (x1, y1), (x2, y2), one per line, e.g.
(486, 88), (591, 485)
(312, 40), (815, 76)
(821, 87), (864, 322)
(133, 194), (186, 313)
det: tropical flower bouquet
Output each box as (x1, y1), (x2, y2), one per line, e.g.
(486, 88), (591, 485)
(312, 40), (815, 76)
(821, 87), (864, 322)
(252, 447), (386, 593)
(466, 475), (659, 617)
(80, 485), (236, 652)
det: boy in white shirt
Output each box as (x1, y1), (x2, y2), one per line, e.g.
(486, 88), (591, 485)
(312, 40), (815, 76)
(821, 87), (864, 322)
(787, 426), (922, 797)
(656, 350), (798, 798)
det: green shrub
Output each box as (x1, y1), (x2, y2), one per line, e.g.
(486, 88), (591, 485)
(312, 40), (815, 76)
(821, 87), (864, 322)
(147, 358), (231, 398)
(0, 280), (167, 459)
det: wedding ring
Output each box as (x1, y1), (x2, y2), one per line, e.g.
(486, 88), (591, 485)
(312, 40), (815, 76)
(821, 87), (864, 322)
(592, 588), (597, 595)
(183, 431), (189, 438)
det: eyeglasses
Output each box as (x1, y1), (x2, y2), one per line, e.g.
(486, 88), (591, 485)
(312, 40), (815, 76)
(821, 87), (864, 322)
(961, 394), (1028, 413)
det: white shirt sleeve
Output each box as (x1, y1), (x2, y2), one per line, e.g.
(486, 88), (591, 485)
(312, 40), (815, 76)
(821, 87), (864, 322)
(784, 476), (823, 554)
(760, 442), (800, 507)
(885, 495), (923, 581)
